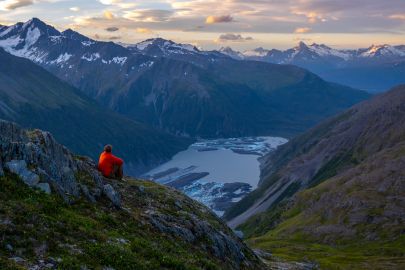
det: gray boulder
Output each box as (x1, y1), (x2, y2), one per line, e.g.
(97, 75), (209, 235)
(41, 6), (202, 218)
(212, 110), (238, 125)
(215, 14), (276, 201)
(5, 160), (40, 186)
(36, 183), (51, 194)
(103, 184), (121, 208)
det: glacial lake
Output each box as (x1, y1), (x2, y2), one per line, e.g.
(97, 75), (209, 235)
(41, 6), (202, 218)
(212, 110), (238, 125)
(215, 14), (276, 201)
(144, 137), (288, 189)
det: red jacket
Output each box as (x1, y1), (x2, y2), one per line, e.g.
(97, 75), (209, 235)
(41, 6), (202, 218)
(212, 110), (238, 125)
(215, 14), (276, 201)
(98, 151), (123, 177)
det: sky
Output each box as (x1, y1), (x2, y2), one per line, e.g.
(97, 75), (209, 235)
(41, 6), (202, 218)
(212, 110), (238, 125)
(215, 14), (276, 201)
(0, 0), (404, 50)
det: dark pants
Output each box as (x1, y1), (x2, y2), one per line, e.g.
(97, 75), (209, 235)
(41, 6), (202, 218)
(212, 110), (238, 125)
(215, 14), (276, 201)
(109, 164), (123, 180)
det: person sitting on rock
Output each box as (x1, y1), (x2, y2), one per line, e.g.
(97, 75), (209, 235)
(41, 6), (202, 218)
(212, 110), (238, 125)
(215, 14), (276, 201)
(98, 144), (124, 180)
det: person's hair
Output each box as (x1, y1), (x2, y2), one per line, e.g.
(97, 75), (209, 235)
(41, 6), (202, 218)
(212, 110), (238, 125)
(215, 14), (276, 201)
(104, 144), (112, 153)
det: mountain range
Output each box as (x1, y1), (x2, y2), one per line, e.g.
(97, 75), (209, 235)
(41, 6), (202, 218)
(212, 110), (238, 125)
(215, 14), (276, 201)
(0, 17), (404, 269)
(0, 18), (370, 138)
(224, 84), (405, 268)
(220, 42), (405, 93)
(0, 48), (191, 175)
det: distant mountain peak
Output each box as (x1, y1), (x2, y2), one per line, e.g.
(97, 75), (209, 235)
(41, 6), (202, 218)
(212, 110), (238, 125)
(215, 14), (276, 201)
(310, 43), (330, 49)
(130, 37), (200, 56)
(219, 46), (237, 52)
(297, 41), (309, 49)
(361, 43), (405, 57)
(219, 46), (245, 59)
(22, 18), (55, 34)
(62, 28), (91, 41)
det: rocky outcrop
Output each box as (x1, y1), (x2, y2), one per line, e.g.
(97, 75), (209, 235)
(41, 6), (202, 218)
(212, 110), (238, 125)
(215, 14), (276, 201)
(0, 120), (266, 269)
(5, 160), (40, 186)
(102, 184), (121, 208)
(0, 120), (120, 206)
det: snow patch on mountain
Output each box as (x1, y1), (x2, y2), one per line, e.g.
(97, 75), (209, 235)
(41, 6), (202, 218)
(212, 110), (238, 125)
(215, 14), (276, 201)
(0, 25), (49, 64)
(25, 27), (41, 47)
(169, 43), (199, 53)
(49, 35), (63, 44)
(101, 56), (127, 65)
(132, 38), (199, 55)
(81, 41), (94, 47)
(0, 35), (21, 48)
(112, 56), (127, 65)
(134, 39), (154, 50)
(49, 53), (72, 64)
(308, 44), (352, 60)
(0, 25), (16, 38)
(140, 61), (154, 68)
(81, 53), (100, 61)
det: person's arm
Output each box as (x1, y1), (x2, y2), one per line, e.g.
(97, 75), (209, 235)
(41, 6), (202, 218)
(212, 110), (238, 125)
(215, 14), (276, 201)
(112, 155), (124, 166)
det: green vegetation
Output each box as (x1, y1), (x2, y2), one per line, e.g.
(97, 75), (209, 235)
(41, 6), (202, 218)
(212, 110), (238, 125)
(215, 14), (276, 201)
(249, 235), (405, 270)
(0, 173), (239, 269)
(239, 147), (405, 269)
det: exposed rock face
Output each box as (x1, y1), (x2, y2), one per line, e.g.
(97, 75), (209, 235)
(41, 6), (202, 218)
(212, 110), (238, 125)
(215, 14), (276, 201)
(103, 184), (121, 208)
(5, 160), (40, 186)
(0, 120), (119, 206)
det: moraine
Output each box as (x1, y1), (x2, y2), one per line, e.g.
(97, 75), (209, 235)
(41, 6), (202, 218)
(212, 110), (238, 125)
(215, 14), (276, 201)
(144, 137), (288, 216)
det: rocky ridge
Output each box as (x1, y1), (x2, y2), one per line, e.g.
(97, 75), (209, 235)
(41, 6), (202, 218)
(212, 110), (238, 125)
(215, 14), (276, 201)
(0, 120), (265, 269)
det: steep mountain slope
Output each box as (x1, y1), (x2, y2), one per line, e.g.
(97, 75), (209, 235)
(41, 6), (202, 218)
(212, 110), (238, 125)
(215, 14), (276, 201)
(220, 42), (405, 93)
(0, 120), (265, 270)
(0, 48), (191, 175)
(0, 19), (370, 138)
(224, 85), (405, 268)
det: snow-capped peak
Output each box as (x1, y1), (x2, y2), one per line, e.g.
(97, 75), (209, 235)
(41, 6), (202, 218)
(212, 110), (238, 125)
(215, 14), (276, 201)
(219, 46), (244, 59)
(360, 44), (405, 57)
(243, 47), (269, 57)
(131, 38), (199, 55)
(307, 43), (352, 60)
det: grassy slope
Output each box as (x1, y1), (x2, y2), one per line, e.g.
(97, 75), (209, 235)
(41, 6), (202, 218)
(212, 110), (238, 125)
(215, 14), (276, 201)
(239, 142), (405, 269)
(0, 172), (261, 270)
(227, 86), (405, 269)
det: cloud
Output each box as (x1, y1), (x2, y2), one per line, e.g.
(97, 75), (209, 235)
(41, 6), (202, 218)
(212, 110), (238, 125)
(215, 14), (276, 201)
(0, 0), (33, 10)
(216, 33), (253, 42)
(70, 7), (80, 12)
(123, 9), (173, 22)
(389, 14), (405, 20)
(205, 15), (234, 24)
(105, 26), (119, 32)
(99, 0), (121, 5)
(94, 33), (121, 40)
(104, 10), (115, 20)
(136, 27), (153, 34)
(99, 0), (136, 8)
(294, 27), (311, 33)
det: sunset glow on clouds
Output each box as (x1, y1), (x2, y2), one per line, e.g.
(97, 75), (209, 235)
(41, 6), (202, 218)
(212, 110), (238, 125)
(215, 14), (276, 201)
(0, 0), (404, 50)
